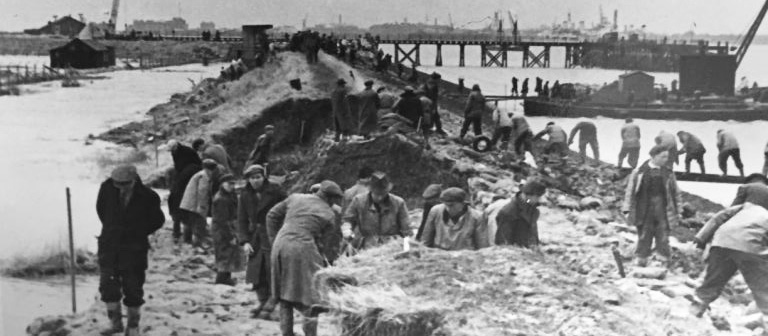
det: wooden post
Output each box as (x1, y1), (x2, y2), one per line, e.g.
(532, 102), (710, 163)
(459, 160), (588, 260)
(394, 43), (400, 66)
(66, 187), (77, 313)
(459, 44), (465, 67)
(480, 45), (486, 67)
(611, 245), (626, 278)
(435, 44), (442, 66)
(415, 44), (421, 66)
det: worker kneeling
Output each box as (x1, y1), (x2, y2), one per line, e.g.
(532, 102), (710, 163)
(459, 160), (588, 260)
(420, 187), (490, 251)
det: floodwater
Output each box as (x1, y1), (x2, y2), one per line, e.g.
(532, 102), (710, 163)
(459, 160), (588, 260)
(377, 44), (768, 205)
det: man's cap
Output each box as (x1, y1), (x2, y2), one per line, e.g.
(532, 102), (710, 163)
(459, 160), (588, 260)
(243, 164), (265, 177)
(364, 79), (374, 86)
(265, 125), (275, 131)
(440, 187), (468, 203)
(202, 159), (218, 170)
(422, 184), (443, 199)
(369, 171), (393, 191)
(219, 173), (236, 184)
(337, 78), (346, 85)
(649, 145), (667, 157)
(111, 165), (138, 183)
(472, 84), (480, 91)
(430, 72), (441, 79)
(744, 173), (768, 185)
(192, 138), (205, 150)
(403, 86), (415, 92)
(358, 166), (374, 179)
(309, 183), (322, 193)
(319, 180), (344, 198)
(521, 180), (546, 196)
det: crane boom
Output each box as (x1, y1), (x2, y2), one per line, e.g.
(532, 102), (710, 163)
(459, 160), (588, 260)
(736, 0), (768, 68)
(108, 0), (120, 33)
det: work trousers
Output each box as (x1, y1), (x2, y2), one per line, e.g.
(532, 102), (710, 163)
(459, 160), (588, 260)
(491, 126), (512, 148)
(635, 197), (670, 258)
(100, 267), (146, 307)
(618, 145), (640, 168)
(684, 151), (706, 173)
(279, 300), (319, 336)
(578, 138), (600, 160)
(514, 130), (534, 156)
(718, 148), (744, 175)
(183, 212), (210, 246)
(432, 106), (444, 134)
(696, 247), (768, 315)
(543, 141), (567, 157)
(460, 115), (482, 138)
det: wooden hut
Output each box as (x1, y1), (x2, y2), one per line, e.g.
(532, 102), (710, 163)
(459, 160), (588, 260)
(49, 39), (116, 69)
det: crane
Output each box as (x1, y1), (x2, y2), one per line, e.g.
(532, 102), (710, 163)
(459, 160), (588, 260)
(107, 0), (120, 33)
(448, 13), (454, 29)
(507, 10), (518, 41)
(735, 0), (768, 69)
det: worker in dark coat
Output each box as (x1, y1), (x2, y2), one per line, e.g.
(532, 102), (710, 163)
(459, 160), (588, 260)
(392, 86), (424, 128)
(211, 174), (244, 286)
(192, 138), (232, 173)
(495, 180), (546, 247)
(356, 80), (381, 137)
(732, 173), (768, 210)
(423, 72), (446, 135)
(568, 121), (599, 160)
(245, 125), (275, 171)
(166, 140), (202, 242)
(331, 78), (353, 142)
(237, 164), (287, 320)
(96, 165), (165, 336)
(268, 181), (344, 336)
(511, 77), (519, 96)
(460, 84), (487, 139)
(521, 78), (529, 97)
(622, 145), (682, 267)
(676, 131), (706, 174)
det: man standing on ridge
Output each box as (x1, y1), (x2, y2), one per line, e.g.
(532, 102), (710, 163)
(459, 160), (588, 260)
(676, 131), (706, 174)
(717, 129), (745, 177)
(618, 118), (641, 169)
(568, 120), (599, 161)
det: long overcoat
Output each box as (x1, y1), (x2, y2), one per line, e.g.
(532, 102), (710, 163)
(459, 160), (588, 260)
(211, 189), (244, 272)
(237, 181), (287, 285)
(356, 88), (381, 135)
(331, 87), (354, 133)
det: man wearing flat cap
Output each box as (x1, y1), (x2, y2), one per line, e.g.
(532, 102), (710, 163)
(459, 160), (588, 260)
(331, 78), (353, 142)
(246, 125), (276, 171)
(342, 171), (412, 250)
(96, 165), (165, 336)
(731, 173), (768, 210)
(496, 179), (546, 247)
(420, 187), (489, 251)
(267, 180), (344, 336)
(356, 80), (381, 138)
(237, 164), (287, 320)
(622, 145), (682, 267)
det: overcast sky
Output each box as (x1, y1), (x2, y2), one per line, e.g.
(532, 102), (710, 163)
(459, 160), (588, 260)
(2, 0), (767, 35)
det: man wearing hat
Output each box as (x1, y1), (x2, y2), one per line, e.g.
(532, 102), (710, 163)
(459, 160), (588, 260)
(731, 173), (768, 210)
(342, 171), (412, 250)
(96, 165), (165, 336)
(267, 180), (344, 336)
(246, 125), (275, 171)
(622, 145), (682, 267)
(495, 179), (546, 247)
(460, 84), (487, 139)
(211, 173), (243, 286)
(422, 72), (446, 136)
(392, 86), (424, 129)
(356, 80), (381, 138)
(237, 164), (287, 320)
(166, 139), (202, 242)
(331, 78), (353, 142)
(420, 187), (490, 251)
(416, 184), (443, 240)
(342, 166), (374, 212)
(179, 159), (225, 247)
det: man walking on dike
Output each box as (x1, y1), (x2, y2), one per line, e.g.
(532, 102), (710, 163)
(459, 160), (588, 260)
(192, 138), (232, 172)
(511, 77), (519, 96)
(96, 165), (165, 336)
(342, 171), (412, 250)
(676, 131), (706, 174)
(495, 180), (547, 248)
(655, 130), (679, 169)
(267, 181), (344, 336)
(357, 80), (381, 138)
(179, 159), (225, 248)
(533, 121), (568, 163)
(166, 140), (202, 243)
(618, 118), (641, 169)
(690, 202), (768, 332)
(422, 72), (446, 136)
(460, 84), (487, 140)
(420, 187), (490, 251)
(717, 129), (745, 177)
(490, 102), (513, 150)
(731, 173), (768, 210)
(512, 113), (534, 159)
(245, 125), (275, 172)
(342, 167), (374, 212)
(521, 78), (529, 97)
(237, 164), (287, 320)
(331, 78), (353, 142)
(568, 120), (599, 161)
(622, 145), (682, 267)
(211, 173), (243, 286)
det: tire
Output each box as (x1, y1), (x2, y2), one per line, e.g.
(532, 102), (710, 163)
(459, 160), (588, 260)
(472, 136), (492, 152)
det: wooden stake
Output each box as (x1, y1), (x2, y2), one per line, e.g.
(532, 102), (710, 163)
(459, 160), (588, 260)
(611, 245), (626, 278)
(66, 187), (77, 313)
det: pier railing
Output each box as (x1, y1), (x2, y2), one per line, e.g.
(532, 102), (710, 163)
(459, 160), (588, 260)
(0, 64), (66, 87)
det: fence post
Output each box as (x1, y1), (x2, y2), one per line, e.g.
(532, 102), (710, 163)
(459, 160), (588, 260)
(66, 187), (77, 313)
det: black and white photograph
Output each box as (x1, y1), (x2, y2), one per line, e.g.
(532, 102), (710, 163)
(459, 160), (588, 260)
(2, 0), (768, 335)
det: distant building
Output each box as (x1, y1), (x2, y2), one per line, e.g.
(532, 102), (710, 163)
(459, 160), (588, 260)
(128, 17), (188, 34)
(679, 55), (736, 96)
(619, 71), (654, 101)
(50, 38), (116, 69)
(24, 16), (86, 38)
(200, 21), (216, 31)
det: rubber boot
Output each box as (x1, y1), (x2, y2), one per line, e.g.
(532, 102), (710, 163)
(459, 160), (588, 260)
(124, 306), (140, 336)
(258, 296), (278, 320)
(251, 288), (269, 318)
(302, 316), (318, 336)
(100, 302), (124, 335)
(279, 302), (295, 336)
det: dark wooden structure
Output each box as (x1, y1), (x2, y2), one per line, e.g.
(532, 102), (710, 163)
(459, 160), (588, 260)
(50, 39), (116, 69)
(619, 71), (655, 101)
(679, 55), (737, 96)
(24, 16), (86, 38)
(241, 24), (273, 68)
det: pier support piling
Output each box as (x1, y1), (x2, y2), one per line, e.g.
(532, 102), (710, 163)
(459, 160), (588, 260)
(435, 44), (443, 67)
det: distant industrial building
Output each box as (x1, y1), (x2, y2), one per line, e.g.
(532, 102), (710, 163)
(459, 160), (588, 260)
(24, 15), (86, 38)
(127, 17), (188, 34)
(200, 21), (216, 31)
(49, 38), (116, 69)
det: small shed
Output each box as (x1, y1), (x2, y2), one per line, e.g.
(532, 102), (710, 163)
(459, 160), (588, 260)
(24, 16), (86, 38)
(619, 71), (654, 101)
(49, 39), (116, 69)
(241, 24), (273, 68)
